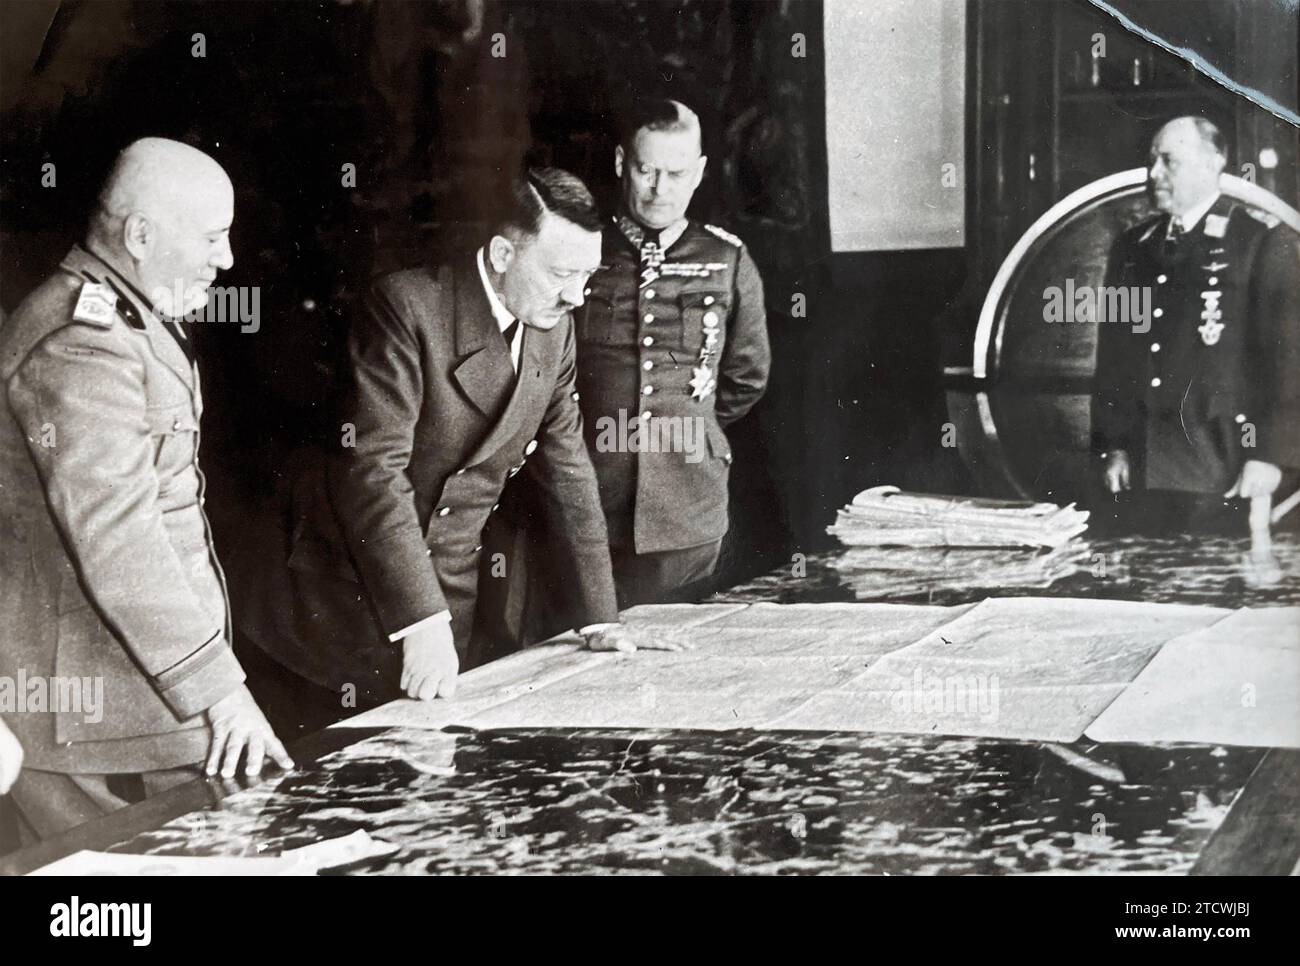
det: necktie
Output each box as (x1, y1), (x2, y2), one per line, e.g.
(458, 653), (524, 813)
(502, 318), (520, 372)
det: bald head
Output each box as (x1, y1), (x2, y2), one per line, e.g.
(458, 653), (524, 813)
(90, 138), (235, 316)
(1148, 116), (1226, 218)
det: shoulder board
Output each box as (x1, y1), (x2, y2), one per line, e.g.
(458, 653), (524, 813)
(703, 224), (744, 248)
(69, 280), (118, 329)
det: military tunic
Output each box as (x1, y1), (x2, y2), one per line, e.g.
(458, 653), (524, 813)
(1092, 197), (1300, 493)
(575, 216), (770, 559)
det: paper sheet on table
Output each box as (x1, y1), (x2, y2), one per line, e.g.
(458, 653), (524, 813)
(1086, 607), (1300, 747)
(345, 599), (1227, 741)
(453, 599), (1212, 738)
(26, 830), (398, 876)
(764, 597), (1226, 741)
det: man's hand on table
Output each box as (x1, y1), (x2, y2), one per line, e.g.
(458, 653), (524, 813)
(205, 685), (295, 778)
(1225, 459), (1282, 500)
(581, 623), (693, 654)
(401, 621), (460, 700)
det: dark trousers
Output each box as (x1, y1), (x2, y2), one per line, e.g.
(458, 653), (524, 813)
(8, 765), (201, 846)
(234, 628), (369, 740)
(609, 540), (724, 609)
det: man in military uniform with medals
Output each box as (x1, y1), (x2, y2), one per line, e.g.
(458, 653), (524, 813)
(559, 97), (772, 609)
(1093, 116), (1299, 529)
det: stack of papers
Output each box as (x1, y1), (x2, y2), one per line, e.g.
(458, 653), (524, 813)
(828, 486), (1089, 549)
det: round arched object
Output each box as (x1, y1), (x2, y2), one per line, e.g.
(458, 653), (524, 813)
(948, 169), (1300, 501)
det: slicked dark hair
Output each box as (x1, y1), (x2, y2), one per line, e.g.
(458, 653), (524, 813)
(496, 167), (603, 238)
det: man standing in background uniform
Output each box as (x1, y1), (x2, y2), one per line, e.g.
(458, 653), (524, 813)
(1093, 116), (1299, 527)
(0, 139), (291, 841)
(572, 98), (771, 608)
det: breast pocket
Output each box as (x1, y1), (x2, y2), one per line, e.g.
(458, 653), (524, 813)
(679, 291), (729, 352)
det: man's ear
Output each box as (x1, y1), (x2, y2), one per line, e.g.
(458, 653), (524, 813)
(488, 234), (515, 274)
(694, 154), (708, 187)
(614, 145), (625, 180)
(122, 213), (153, 260)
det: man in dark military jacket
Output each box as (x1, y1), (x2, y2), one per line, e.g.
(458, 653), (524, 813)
(1093, 117), (1299, 521)
(232, 169), (680, 731)
(568, 98), (770, 609)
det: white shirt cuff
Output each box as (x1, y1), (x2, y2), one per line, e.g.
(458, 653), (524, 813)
(389, 610), (452, 643)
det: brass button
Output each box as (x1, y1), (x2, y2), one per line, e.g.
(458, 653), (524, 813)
(642, 360), (653, 370)
(1209, 276), (1219, 286)
(172, 417), (182, 431)
(643, 313), (654, 324)
(642, 336), (654, 347)
(641, 410), (652, 420)
(1235, 413), (1247, 424)
(1156, 274), (1168, 284)
(703, 311), (719, 325)
(1153, 308), (1163, 318)
(1150, 378), (1161, 388)
(645, 289), (656, 299)
(1150, 343), (1160, 353)
(524, 439), (538, 456)
(437, 506), (452, 516)
(703, 296), (715, 306)
(642, 385), (654, 395)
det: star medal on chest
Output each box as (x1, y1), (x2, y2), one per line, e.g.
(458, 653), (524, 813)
(1197, 259), (1227, 346)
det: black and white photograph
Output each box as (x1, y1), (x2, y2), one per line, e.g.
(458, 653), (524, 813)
(0, 0), (1297, 901)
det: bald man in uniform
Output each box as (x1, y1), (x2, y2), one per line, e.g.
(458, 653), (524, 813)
(0, 138), (291, 841)
(1093, 117), (1300, 529)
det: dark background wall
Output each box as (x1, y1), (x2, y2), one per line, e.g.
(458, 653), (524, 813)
(2, 0), (1296, 587)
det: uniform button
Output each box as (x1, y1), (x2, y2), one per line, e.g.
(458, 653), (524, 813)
(642, 336), (654, 347)
(643, 313), (654, 324)
(473, 545), (482, 553)
(571, 391), (580, 401)
(492, 503), (500, 512)
(645, 289), (656, 299)
(172, 417), (182, 430)
(703, 296), (715, 306)
(1153, 308), (1163, 318)
(1150, 378), (1161, 388)
(642, 385), (654, 395)
(437, 506), (452, 516)
(583, 287), (592, 296)
(703, 311), (719, 325)
(455, 468), (467, 475)
(641, 411), (652, 421)
(642, 360), (653, 371)
(1150, 342), (1160, 353)
(1209, 276), (1219, 286)
(1156, 274), (1168, 284)
(524, 439), (538, 456)
(1235, 413), (1247, 424)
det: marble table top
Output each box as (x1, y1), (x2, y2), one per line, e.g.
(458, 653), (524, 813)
(712, 532), (1300, 609)
(101, 727), (1262, 875)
